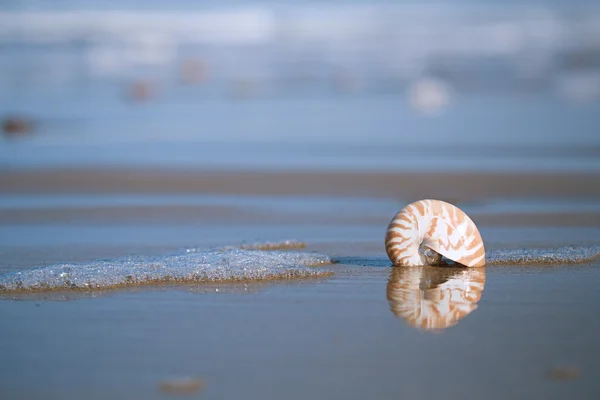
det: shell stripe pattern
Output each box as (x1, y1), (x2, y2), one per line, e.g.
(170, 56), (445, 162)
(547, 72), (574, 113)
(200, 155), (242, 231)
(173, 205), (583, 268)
(385, 199), (485, 267)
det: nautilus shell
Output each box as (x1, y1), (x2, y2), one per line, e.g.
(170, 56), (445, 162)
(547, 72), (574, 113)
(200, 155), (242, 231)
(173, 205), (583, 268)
(386, 266), (486, 331)
(385, 199), (485, 267)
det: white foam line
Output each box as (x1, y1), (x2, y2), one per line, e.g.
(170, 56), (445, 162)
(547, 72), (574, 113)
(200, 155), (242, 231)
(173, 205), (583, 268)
(0, 247), (333, 292)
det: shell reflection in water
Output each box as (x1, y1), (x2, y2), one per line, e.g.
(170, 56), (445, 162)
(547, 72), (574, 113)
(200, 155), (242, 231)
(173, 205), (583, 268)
(386, 266), (486, 331)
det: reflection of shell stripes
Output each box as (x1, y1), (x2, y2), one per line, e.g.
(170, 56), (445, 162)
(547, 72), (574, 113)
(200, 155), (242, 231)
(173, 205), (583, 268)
(386, 267), (486, 331)
(385, 199), (485, 267)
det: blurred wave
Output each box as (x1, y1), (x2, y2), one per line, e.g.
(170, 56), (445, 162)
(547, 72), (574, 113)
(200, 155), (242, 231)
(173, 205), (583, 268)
(1, 3), (599, 95)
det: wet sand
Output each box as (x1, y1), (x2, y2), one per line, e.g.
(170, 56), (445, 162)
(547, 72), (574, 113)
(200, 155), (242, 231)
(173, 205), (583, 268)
(1, 168), (599, 229)
(1, 168), (600, 399)
(2, 168), (600, 200)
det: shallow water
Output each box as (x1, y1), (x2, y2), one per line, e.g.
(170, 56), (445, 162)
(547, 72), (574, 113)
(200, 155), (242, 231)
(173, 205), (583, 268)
(1, 193), (599, 217)
(0, 193), (399, 217)
(1, 257), (599, 400)
(0, 182), (599, 399)
(3, 96), (600, 172)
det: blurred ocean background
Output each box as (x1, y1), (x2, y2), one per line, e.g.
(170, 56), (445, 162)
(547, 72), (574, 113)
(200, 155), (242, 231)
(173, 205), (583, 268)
(1, 0), (600, 171)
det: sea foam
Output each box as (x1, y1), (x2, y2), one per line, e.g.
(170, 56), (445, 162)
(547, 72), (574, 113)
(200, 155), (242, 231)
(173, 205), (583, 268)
(0, 242), (332, 293)
(486, 245), (600, 266)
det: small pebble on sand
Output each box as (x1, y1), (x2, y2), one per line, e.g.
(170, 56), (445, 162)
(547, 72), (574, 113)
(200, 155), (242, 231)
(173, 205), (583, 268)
(158, 377), (206, 395)
(546, 366), (581, 381)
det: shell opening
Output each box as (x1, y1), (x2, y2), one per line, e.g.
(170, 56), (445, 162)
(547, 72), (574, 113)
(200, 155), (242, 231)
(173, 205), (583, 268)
(418, 245), (469, 267)
(419, 245), (443, 266)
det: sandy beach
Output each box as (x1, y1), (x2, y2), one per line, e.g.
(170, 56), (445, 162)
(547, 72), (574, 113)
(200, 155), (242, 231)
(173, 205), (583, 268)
(0, 166), (599, 399)
(2, 2), (600, 397)
(1, 168), (599, 271)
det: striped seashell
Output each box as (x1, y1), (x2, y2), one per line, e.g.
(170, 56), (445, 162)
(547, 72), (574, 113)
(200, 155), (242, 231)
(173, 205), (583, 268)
(385, 199), (485, 267)
(386, 266), (486, 331)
